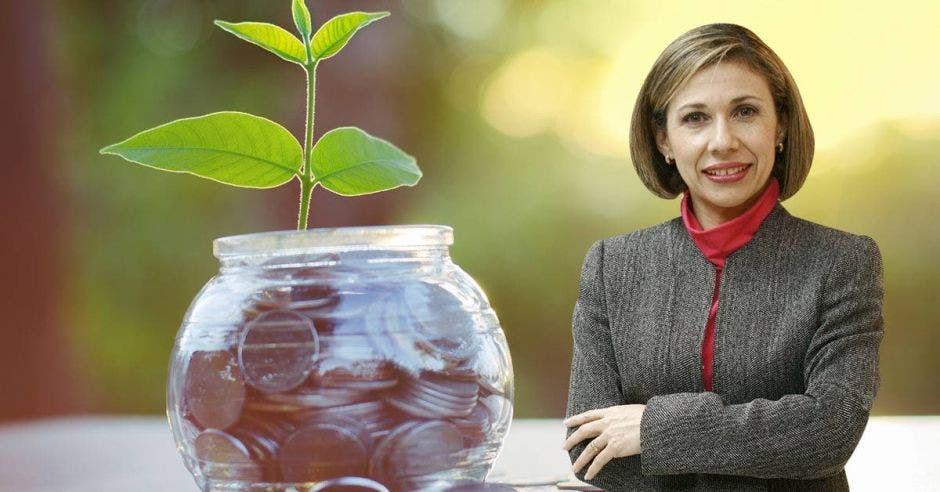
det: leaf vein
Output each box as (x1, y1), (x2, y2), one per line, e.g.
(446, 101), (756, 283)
(119, 146), (296, 174)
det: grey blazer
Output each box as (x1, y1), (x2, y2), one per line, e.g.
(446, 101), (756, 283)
(566, 202), (884, 491)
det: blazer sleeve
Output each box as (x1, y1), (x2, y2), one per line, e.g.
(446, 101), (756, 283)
(565, 240), (635, 482)
(566, 240), (624, 413)
(639, 235), (885, 480)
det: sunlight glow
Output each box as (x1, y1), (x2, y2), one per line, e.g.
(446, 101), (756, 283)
(478, 0), (940, 169)
(481, 48), (572, 138)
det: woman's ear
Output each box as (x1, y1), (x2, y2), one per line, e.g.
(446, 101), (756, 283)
(776, 112), (788, 143)
(655, 128), (672, 162)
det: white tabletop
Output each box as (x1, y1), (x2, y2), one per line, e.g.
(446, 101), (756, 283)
(0, 416), (937, 491)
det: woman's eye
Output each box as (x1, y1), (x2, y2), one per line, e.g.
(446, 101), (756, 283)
(737, 106), (758, 118)
(682, 112), (706, 124)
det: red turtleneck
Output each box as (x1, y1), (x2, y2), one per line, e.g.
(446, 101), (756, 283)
(680, 177), (780, 391)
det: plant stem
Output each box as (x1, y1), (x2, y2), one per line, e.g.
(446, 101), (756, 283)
(297, 61), (318, 230)
(297, 177), (313, 230)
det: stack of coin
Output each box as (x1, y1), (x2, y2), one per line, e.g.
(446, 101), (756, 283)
(181, 277), (512, 488)
(293, 400), (395, 444)
(448, 401), (492, 448)
(386, 371), (479, 419)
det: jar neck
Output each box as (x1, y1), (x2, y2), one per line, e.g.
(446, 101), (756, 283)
(217, 246), (451, 272)
(213, 226), (454, 272)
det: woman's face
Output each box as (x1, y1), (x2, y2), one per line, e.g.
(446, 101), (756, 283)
(656, 60), (782, 227)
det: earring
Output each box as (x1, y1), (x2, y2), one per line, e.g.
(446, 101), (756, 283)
(776, 142), (784, 153)
(664, 155), (673, 165)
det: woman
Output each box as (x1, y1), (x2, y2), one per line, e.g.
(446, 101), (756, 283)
(563, 23), (884, 491)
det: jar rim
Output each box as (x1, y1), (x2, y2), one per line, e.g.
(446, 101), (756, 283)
(213, 225), (454, 258)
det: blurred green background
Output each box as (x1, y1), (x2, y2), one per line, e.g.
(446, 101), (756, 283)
(2, 0), (937, 421)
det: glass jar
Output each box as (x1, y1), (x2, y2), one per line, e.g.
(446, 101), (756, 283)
(167, 226), (513, 492)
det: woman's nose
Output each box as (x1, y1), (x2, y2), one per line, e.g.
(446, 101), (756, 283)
(708, 117), (739, 153)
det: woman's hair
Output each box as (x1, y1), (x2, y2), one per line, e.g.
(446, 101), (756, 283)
(629, 23), (814, 200)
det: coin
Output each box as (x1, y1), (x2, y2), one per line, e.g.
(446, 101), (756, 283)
(193, 429), (262, 481)
(231, 412), (293, 458)
(228, 412), (297, 482)
(385, 370), (479, 419)
(245, 399), (306, 413)
(238, 411), (297, 440)
(469, 335), (511, 396)
(228, 429), (278, 481)
(296, 400), (389, 435)
(247, 279), (340, 333)
(311, 337), (398, 391)
(414, 372), (479, 401)
(239, 309), (319, 394)
(401, 282), (480, 362)
(404, 382), (475, 409)
(479, 395), (512, 434)
(364, 294), (446, 375)
(368, 421), (420, 480)
(439, 365), (483, 382)
(443, 482), (517, 492)
(244, 287), (292, 321)
(385, 393), (448, 419)
(369, 428), (395, 448)
(173, 410), (201, 445)
(283, 263), (340, 283)
(289, 283), (341, 313)
(399, 384), (475, 417)
(278, 416), (372, 482)
(294, 301), (341, 335)
(383, 420), (464, 480)
(278, 419), (370, 482)
(449, 401), (492, 448)
(185, 351), (246, 430)
(267, 386), (371, 408)
(230, 426), (277, 461)
(310, 476), (390, 492)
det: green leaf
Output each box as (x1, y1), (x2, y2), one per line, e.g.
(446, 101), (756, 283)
(292, 0), (313, 41)
(311, 127), (421, 196)
(214, 20), (306, 65)
(100, 112), (303, 188)
(310, 12), (389, 61)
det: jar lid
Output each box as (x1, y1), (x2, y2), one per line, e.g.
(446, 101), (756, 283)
(214, 225), (454, 258)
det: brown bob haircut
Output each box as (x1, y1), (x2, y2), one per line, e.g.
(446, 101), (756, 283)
(629, 23), (814, 200)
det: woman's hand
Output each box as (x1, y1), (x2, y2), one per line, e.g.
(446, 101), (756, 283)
(562, 404), (646, 480)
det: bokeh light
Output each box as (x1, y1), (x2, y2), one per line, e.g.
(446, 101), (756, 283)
(4, 0), (937, 421)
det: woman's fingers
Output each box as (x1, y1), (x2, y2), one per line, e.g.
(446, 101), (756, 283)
(562, 420), (602, 451)
(564, 404), (647, 480)
(564, 408), (606, 427)
(584, 446), (614, 480)
(571, 435), (606, 474)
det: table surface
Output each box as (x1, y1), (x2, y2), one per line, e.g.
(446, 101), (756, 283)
(1, 416), (938, 491)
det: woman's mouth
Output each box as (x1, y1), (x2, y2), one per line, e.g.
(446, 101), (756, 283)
(703, 164), (751, 182)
